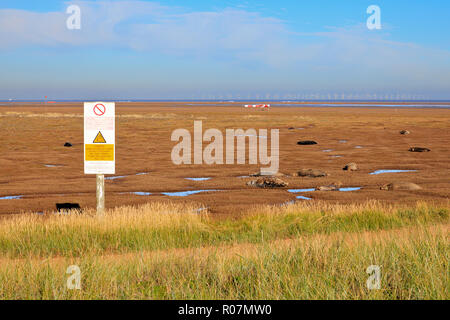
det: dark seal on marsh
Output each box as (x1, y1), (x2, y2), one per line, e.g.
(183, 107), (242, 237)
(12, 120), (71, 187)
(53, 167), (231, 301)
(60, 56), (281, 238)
(400, 130), (410, 135)
(247, 177), (288, 188)
(297, 140), (318, 145)
(64, 142), (73, 147)
(293, 169), (328, 178)
(380, 182), (422, 191)
(409, 147), (430, 152)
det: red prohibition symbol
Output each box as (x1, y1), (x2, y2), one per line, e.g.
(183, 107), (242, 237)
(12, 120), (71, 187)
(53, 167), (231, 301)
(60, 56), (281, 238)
(93, 103), (106, 116)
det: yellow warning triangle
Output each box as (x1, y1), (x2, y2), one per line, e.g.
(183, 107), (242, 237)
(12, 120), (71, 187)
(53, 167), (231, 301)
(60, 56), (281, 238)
(93, 131), (107, 143)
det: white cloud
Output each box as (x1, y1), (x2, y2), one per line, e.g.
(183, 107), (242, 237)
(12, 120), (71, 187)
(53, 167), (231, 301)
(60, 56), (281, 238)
(0, 0), (449, 93)
(0, 2), (288, 55)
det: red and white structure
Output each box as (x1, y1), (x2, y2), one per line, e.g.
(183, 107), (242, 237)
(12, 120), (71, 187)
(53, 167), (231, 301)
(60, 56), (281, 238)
(244, 104), (271, 109)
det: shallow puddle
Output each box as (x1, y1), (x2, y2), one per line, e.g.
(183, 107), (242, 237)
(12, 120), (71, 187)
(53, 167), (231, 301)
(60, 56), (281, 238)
(330, 155), (343, 158)
(339, 187), (362, 192)
(162, 190), (221, 197)
(44, 164), (63, 168)
(127, 189), (220, 197)
(288, 188), (315, 193)
(369, 169), (417, 175)
(107, 172), (150, 180)
(288, 187), (361, 194)
(322, 149), (333, 152)
(106, 175), (128, 180)
(185, 178), (212, 181)
(0, 195), (23, 200)
(355, 146), (363, 149)
(132, 192), (152, 196)
(339, 140), (347, 143)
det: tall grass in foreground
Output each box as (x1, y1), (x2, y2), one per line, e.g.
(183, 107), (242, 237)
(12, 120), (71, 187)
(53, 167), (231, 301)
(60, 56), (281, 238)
(0, 225), (447, 299)
(0, 201), (448, 258)
(0, 201), (448, 299)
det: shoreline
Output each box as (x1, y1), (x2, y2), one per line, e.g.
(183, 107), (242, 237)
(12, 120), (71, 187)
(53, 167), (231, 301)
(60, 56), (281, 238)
(0, 103), (449, 215)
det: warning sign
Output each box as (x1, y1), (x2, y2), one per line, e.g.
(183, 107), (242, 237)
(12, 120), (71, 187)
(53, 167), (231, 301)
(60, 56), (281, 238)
(93, 103), (106, 116)
(93, 131), (107, 143)
(84, 102), (115, 174)
(85, 144), (114, 161)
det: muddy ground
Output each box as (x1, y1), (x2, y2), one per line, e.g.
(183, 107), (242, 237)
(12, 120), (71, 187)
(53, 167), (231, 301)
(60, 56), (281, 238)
(0, 102), (449, 216)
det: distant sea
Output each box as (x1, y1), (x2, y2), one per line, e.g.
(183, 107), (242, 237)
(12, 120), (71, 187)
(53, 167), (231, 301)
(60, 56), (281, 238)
(0, 100), (449, 109)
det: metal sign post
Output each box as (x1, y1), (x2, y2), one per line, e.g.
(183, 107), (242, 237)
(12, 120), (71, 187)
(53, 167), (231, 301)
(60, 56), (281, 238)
(96, 174), (105, 215)
(84, 102), (115, 216)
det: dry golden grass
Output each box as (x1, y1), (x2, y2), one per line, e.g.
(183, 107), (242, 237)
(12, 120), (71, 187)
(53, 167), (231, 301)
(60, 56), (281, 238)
(0, 222), (447, 300)
(0, 200), (447, 258)
(0, 200), (448, 299)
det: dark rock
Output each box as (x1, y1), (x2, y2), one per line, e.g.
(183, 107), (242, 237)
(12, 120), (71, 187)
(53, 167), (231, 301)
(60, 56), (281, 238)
(247, 177), (288, 188)
(343, 163), (358, 171)
(297, 140), (317, 145)
(288, 127), (295, 130)
(380, 182), (422, 191)
(293, 169), (328, 178)
(56, 203), (81, 213)
(400, 130), (410, 135)
(409, 147), (430, 152)
(64, 142), (73, 147)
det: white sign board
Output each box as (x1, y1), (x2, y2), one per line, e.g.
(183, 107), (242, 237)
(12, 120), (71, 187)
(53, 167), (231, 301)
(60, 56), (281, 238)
(84, 102), (115, 174)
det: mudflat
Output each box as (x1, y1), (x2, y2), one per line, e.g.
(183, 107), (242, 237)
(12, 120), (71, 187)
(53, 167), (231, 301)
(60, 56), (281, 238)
(0, 102), (449, 215)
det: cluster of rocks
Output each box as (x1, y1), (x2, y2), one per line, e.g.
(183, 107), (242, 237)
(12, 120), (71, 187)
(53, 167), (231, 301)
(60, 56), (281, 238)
(247, 128), (428, 191)
(245, 166), (423, 192)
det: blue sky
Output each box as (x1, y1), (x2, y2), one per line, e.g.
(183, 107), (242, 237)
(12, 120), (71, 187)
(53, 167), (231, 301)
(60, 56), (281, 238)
(0, 0), (449, 100)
